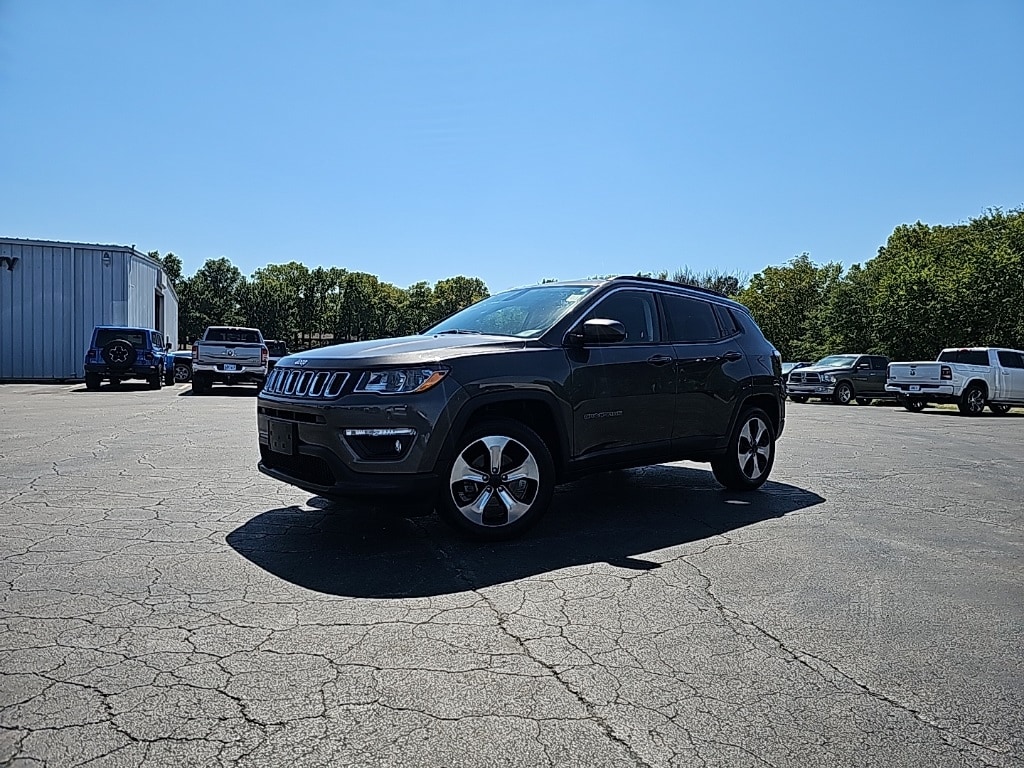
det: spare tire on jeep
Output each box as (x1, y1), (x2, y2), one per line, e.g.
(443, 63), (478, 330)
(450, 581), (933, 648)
(101, 338), (136, 371)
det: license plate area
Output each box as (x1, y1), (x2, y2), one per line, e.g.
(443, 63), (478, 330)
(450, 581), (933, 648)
(268, 419), (296, 455)
(908, 384), (921, 392)
(223, 363), (239, 372)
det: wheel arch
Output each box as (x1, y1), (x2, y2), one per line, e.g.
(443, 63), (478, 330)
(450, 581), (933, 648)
(963, 378), (989, 398)
(440, 392), (569, 480)
(729, 391), (782, 439)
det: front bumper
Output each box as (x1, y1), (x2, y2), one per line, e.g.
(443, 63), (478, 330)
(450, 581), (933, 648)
(255, 381), (462, 500)
(787, 383), (836, 397)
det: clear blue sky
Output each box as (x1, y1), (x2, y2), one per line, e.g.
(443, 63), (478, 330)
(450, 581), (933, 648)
(2, 1), (1021, 294)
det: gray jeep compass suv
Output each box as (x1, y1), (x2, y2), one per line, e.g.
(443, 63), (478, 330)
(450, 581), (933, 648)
(257, 276), (786, 539)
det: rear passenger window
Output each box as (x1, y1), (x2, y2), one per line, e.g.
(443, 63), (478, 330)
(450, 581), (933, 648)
(662, 295), (721, 343)
(713, 304), (741, 336)
(997, 351), (1024, 369)
(871, 357), (888, 370)
(938, 350), (991, 366)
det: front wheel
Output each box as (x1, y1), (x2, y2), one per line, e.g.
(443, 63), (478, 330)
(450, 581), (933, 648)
(989, 403), (1012, 415)
(833, 382), (854, 405)
(174, 363), (192, 383)
(711, 408), (776, 491)
(436, 420), (554, 540)
(957, 384), (986, 416)
(903, 398), (926, 413)
(790, 395), (808, 403)
(856, 397), (872, 406)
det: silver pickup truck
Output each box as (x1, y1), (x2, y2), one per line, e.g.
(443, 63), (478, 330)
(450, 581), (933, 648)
(885, 347), (1024, 415)
(191, 326), (268, 394)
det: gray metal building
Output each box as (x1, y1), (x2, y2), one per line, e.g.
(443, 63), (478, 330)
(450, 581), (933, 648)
(0, 238), (179, 381)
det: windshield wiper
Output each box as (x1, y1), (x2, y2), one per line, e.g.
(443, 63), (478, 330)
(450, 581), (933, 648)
(435, 329), (484, 335)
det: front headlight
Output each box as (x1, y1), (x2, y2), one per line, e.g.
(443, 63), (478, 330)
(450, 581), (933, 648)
(821, 374), (835, 383)
(354, 367), (449, 395)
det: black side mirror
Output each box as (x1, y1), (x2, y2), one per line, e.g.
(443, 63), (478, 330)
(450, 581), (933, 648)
(567, 318), (627, 346)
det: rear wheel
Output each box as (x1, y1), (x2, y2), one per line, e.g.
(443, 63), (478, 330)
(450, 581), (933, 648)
(711, 408), (776, 491)
(856, 397), (872, 406)
(903, 398), (926, 412)
(436, 420), (554, 540)
(833, 382), (854, 405)
(790, 395), (808, 403)
(149, 373), (162, 390)
(85, 373), (101, 391)
(957, 384), (986, 416)
(989, 403), (1012, 415)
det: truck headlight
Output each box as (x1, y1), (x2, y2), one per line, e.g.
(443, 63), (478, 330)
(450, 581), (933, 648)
(354, 367), (449, 394)
(821, 374), (835, 383)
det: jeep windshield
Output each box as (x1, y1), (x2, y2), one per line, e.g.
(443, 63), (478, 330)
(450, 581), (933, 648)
(814, 355), (858, 368)
(426, 284), (596, 339)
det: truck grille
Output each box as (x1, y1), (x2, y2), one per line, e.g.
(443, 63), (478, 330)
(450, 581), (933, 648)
(263, 368), (348, 399)
(790, 372), (820, 384)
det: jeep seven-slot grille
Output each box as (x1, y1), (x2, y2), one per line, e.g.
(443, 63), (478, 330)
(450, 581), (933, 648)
(263, 367), (348, 399)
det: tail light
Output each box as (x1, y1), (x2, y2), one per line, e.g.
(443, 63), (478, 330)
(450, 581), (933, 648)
(886, 365), (892, 379)
(261, 346), (269, 365)
(145, 352), (154, 362)
(191, 344), (198, 360)
(941, 365), (952, 380)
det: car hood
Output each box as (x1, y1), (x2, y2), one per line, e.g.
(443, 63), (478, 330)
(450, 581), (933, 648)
(792, 365), (851, 375)
(276, 334), (529, 367)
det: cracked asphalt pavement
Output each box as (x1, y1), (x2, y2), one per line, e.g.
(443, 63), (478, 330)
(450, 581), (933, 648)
(1, 383), (1021, 767)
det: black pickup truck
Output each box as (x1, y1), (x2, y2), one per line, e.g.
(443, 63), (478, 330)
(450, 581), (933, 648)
(785, 353), (892, 405)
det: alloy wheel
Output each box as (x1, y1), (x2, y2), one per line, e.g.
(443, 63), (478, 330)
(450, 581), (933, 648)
(449, 435), (540, 528)
(737, 416), (772, 482)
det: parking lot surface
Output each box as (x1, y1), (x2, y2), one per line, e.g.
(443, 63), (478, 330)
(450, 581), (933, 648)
(1, 384), (1022, 768)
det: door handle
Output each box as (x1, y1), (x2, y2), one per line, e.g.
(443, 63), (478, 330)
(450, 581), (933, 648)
(647, 354), (674, 366)
(720, 351), (743, 362)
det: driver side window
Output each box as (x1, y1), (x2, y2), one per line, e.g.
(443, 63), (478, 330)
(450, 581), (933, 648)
(583, 290), (660, 344)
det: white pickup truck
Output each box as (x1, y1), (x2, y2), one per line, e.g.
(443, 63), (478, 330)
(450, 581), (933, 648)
(885, 347), (1024, 415)
(191, 326), (268, 394)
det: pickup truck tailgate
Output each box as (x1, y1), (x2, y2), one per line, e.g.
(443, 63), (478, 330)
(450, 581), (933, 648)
(888, 362), (944, 383)
(200, 344), (263, 365)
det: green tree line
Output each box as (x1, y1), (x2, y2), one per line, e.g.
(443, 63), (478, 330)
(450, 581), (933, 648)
(152, 207), (1023, 359)
(150, 253), (489, 349)
(732, 208), (1024, 361)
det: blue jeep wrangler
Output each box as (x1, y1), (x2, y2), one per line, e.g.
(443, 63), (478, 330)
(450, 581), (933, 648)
(84, 326), (175, 390)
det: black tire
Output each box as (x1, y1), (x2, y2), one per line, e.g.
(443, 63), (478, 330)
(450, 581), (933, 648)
(191, 373), (210, 394)
(436, 419), (554, 540)
(856, 397), (872, 406)
(149, 372), (162, 390)
(903, 399), (926, 413)
(989, 403), (1012, 415)
(711, 408), (776, 491)
(109, 377), (121, 389)
(790, 395), (808, 403)
(957, 383), (986, 416)
(833, 381), (854, 405)
(164, 369), (175, 386)
(85, 373), (101, 391)
(101, 339), (136, 373)
(173, 363), (192, 383)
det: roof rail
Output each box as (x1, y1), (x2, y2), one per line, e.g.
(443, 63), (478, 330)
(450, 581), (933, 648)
(609, 274), (729, 298)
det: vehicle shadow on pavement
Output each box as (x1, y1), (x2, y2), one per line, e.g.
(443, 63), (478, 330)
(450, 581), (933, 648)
(227, 465), (825, 599)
